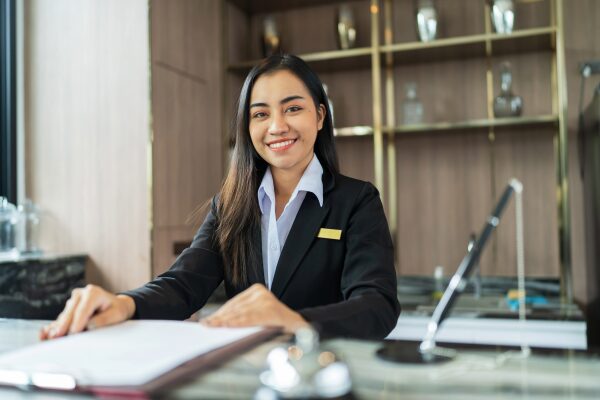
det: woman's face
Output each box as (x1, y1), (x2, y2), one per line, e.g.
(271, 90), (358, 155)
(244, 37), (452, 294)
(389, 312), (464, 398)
(248, 69), (325, 177)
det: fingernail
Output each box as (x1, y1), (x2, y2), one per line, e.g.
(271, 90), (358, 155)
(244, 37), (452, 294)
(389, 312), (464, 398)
(49, 328), (57, 338)
(87, 321), (96, 331)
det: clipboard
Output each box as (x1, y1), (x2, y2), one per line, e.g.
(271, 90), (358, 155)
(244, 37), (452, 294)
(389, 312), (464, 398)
(0, 321), (280, 398)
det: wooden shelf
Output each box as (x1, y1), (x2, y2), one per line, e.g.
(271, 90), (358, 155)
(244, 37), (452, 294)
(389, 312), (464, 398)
(380, 27), (556, 64)
(384, 114), (558, 134)
(228, 27), (555, 72)
(227, 0), (350, 15)
(228, 47), (373, 73)
(334, 126), (374, 137)
(333, 115), (558, 138)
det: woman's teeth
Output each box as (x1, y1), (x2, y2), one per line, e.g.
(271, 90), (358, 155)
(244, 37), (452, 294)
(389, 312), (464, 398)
(269, 139), (295, 149)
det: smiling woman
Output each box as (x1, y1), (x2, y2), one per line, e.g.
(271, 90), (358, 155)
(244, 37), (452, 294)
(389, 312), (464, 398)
(41, 54), (400, 341)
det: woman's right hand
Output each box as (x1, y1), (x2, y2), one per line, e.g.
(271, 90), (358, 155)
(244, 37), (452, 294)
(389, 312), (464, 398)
(39, 284), (136, 340)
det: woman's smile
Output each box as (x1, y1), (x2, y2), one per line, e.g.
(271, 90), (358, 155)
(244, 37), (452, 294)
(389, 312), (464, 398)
(267, 138), (297, 151)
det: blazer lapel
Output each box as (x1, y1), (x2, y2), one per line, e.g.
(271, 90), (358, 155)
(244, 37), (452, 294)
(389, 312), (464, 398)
(270, 193), (330, 298)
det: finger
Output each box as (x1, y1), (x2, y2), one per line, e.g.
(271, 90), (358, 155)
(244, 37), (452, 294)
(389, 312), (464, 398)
(204, 298), (255, 323)
(205, 300), (268, 327)
(213, 313), (252, 328)
(39, 323), (54, 340)
(70, 286), (110, 334)
(223, 284), (267, 308)
(50, 291), (83, 338)
(209, 284), (270, 318)
(86, 307), (123, 330)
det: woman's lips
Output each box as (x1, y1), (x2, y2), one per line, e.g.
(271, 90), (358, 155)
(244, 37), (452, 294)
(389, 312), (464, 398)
(268, 139), (297, 152)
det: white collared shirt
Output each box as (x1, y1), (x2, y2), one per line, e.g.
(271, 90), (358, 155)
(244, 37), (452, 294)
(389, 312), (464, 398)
(257, 154), (324, 289)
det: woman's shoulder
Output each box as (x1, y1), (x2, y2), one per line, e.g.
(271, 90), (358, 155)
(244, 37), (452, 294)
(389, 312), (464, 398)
(330, 173), (380, 201)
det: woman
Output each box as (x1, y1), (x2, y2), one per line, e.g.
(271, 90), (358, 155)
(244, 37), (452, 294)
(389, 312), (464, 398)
(40, 54), (400, 341)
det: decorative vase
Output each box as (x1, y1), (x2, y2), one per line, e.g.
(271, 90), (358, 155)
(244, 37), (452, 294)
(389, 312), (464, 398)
(336, 5), (356, 50)
(493, 62), (523, 118)
(416, 0), (438, 42)
(261, 15), (280, 57)
(490, 0), (515, 34)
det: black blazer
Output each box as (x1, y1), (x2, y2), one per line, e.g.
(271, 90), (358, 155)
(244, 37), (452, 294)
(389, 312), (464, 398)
(124, 170), (400, 340)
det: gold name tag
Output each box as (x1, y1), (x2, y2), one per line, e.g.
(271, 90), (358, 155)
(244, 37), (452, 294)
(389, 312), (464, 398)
(317, 228), (342, 240)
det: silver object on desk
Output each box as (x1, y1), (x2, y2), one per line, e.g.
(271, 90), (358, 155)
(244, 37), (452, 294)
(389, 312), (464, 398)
(490, 0), (515, 34)
(257, 327), (352, 399)
(416, 0), (438, 42)
(336, 5), (356, 50)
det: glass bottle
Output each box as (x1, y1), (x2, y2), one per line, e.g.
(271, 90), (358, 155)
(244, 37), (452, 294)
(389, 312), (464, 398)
(403, 82), (424, 125)
(0, 196), (18, 258)
(493, 62), (523, 118)
(17, 199), (42, 255)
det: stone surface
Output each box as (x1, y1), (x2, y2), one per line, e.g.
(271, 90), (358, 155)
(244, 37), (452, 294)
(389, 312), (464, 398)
(0, 254), (86, 319)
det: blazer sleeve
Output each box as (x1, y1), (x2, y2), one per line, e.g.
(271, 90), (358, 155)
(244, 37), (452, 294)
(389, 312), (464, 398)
(297, 182), (400, 339)
(121, 197), (224, 320)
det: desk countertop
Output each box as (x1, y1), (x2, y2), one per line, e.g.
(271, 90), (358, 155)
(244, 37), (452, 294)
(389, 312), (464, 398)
(1, 319), (599, 399)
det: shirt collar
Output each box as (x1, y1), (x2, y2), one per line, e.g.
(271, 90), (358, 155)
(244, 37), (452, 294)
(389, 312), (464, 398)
(257, 154), (324, 214)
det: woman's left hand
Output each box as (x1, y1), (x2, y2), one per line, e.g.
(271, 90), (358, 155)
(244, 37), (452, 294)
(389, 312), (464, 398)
(201, 284), (309, 333)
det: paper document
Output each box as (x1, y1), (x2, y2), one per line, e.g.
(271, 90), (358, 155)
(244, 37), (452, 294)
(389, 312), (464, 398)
(0, 320), (263, 387)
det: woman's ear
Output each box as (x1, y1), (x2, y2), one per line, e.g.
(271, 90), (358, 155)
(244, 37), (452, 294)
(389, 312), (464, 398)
(317, 104), (326, 131)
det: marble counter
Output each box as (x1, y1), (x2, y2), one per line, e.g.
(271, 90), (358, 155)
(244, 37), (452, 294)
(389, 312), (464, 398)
(0, 254), (86, 319)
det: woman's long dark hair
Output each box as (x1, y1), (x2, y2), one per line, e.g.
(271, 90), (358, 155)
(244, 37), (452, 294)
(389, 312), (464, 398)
(217, 53), (339, 287)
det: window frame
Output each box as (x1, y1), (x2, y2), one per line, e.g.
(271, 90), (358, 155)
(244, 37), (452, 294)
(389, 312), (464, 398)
(0, 0), (17, 204)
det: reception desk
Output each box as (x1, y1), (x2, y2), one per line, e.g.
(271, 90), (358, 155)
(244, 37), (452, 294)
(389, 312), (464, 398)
(0, 319), (599, 399)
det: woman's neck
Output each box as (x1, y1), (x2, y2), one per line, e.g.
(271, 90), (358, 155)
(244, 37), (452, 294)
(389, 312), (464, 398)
(271, 154), (314, 201)
(272, 168), (302, 199)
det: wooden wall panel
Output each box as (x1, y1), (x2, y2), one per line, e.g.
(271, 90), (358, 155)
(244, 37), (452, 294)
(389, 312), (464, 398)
(24, 0), (151, 291)
(152, 66), (218, 228)
(335, 136), (374, 184)
(320, 68), (373, 128)
(152, 226), (198, 277)
(493, 127), (559, 277)
(151, 0), (223, 276)
(395, 131), (493, 275)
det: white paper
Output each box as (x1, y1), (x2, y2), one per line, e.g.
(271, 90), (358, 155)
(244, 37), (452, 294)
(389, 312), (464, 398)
(0, 320), (262, 387)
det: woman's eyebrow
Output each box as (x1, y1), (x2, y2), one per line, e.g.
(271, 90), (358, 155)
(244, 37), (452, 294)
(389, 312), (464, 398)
(249, 95), (305, 109)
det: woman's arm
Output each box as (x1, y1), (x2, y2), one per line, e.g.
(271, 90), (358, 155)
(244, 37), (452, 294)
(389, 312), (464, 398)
(121, 197), (225, 320)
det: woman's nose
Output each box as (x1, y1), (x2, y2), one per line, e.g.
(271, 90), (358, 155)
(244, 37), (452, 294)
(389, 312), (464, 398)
(268, 112), (288, 135)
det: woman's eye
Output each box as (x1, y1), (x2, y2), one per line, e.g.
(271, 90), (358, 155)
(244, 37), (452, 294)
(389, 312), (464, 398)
(252, 112), (267, 119)
(286, 106), (302, 113)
